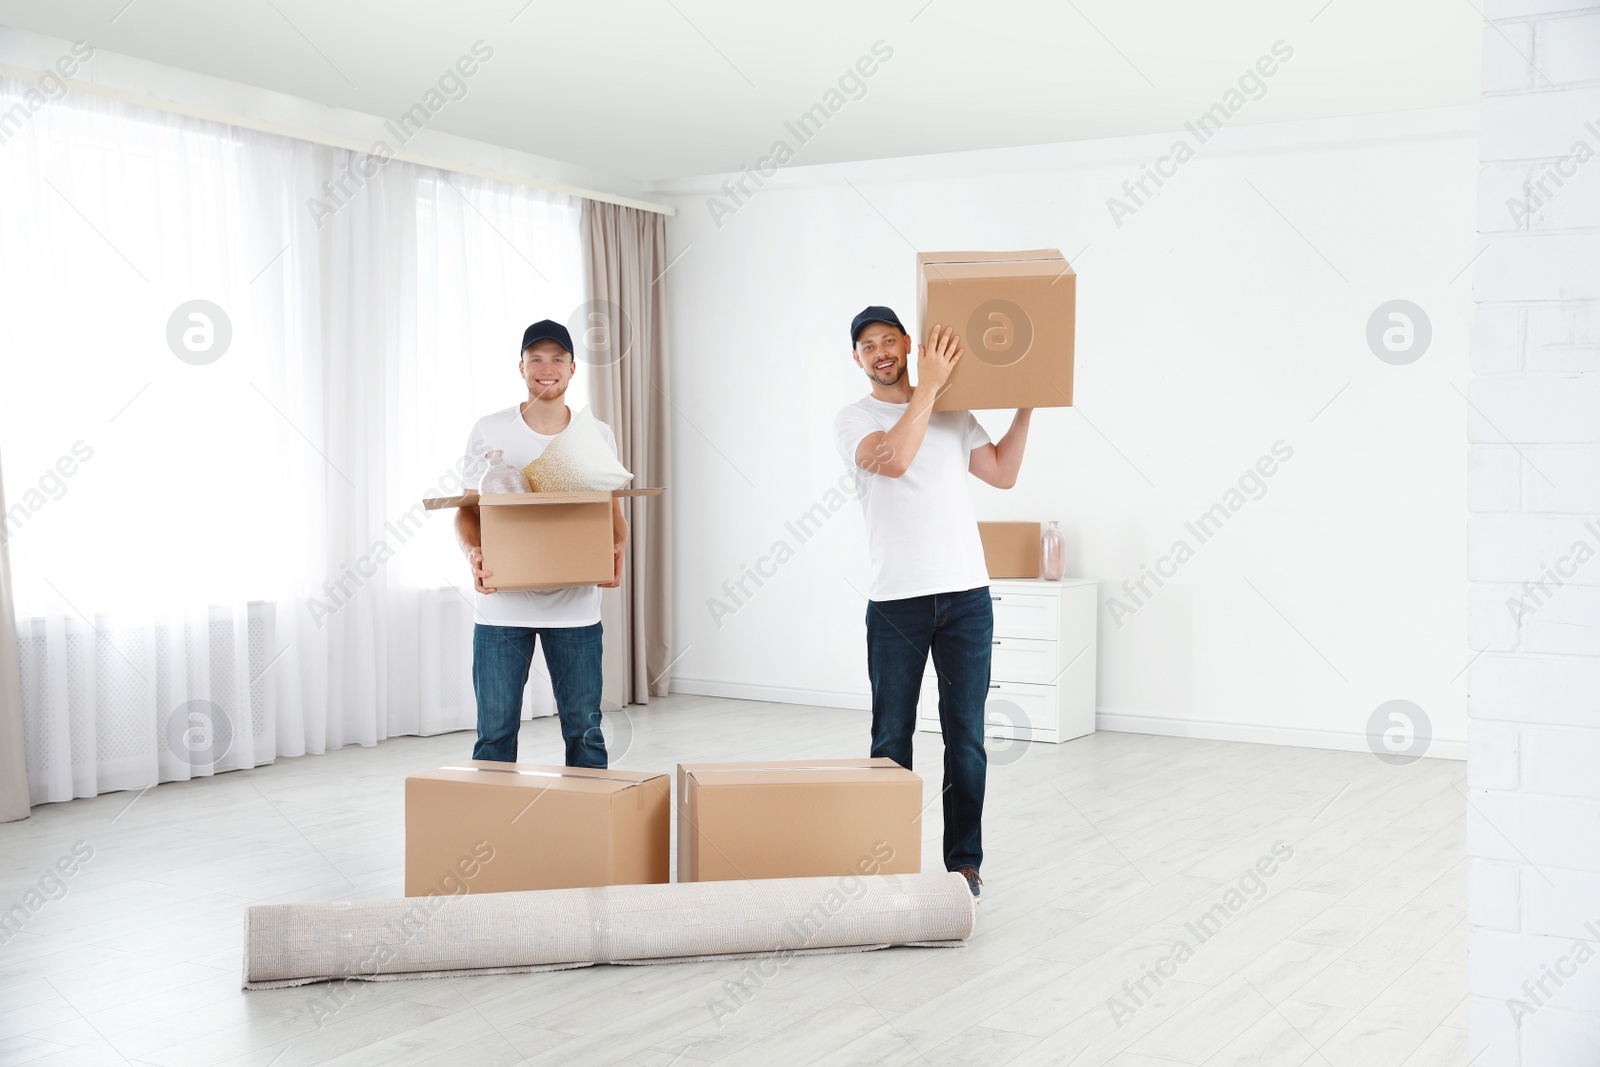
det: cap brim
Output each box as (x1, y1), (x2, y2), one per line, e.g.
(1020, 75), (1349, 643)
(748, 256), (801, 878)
(852, 319), (903, 342)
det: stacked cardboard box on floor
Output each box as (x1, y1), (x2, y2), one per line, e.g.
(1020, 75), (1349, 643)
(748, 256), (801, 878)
(405, 757), (924, 895)
(405, 762), (670, 896)
(676, 758), (922, 882)
(916, 249), (1076, 412)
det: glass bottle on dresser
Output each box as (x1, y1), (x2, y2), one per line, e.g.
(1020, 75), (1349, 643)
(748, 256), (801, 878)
(1041, 520), (1065, 581)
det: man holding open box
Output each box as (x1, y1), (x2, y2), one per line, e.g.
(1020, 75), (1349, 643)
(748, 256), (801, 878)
(455, 319), (626, 768)
(834, 306), (1033, 897)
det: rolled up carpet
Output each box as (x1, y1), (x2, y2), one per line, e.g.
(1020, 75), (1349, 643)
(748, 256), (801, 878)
(244, 871), (976, 989)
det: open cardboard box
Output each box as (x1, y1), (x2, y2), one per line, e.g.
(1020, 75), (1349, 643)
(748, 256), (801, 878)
(917, 249), (1075, 411)
(422, 488), (664, 590)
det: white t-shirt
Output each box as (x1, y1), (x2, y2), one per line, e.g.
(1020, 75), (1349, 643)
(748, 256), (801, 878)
(461, 404), (619, 628)
(834, 396), (992, 602)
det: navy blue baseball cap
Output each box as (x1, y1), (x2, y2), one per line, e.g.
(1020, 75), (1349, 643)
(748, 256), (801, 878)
(520, 319), (574, 355)
(851, 305), (907, 343)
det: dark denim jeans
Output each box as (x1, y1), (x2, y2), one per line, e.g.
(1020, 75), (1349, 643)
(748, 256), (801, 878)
(866, 585), (992, 873)
(472, 622), (607, 768)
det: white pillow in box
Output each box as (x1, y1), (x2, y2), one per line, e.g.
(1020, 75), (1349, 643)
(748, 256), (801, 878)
(522, 408), (634, 492)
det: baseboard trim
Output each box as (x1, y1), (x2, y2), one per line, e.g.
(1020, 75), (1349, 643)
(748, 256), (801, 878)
(668, 679), (1465, 761)
(670, 677), (870, 711)
(1096, 709), (1466, 761)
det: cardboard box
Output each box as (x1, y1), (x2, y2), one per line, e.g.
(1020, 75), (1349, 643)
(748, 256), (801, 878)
(916, 249), (1075, 411)
(979, 521), (1041, 579)
(676, 758), (922, 882)
(405, 761), (670, 896)
(422, 488), (664, 591)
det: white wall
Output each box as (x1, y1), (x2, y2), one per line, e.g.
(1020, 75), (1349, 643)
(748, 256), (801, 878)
(652, 103), (1479, 757)
(1467, 2), (1600, 1063)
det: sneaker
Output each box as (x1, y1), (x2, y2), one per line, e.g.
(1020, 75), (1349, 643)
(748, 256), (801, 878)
(954, 867), (983, 897)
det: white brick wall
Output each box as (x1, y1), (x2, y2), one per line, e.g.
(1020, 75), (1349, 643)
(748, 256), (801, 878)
(1472, 858), (1523, 929)
(1471, 4), (1600, 1063)
(1525, 301), (1600, 374)
(1536, 11), (1600, 84)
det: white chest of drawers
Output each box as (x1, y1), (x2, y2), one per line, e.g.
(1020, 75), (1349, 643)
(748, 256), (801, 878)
(918, 578), (1098, 744)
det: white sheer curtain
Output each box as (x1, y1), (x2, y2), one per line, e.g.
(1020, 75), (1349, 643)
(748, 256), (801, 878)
(0, 78), (583, 803)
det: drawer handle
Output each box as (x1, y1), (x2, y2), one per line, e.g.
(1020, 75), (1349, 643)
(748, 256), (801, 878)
(989, 683), (1000, 689)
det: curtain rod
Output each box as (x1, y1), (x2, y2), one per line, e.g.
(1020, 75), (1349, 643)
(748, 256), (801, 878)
(0, 63), (676, 216)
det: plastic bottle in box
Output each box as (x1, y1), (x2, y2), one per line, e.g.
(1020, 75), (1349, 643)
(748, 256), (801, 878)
(478, 449), (529, 494)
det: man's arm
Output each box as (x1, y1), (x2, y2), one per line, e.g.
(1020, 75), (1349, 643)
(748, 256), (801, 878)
(968, 409), (1034, 489)
(455, 504), (497, 593)
(599, 497), (627, 589)
(853, 394), (935, 478)
(853, 325), (964, 478)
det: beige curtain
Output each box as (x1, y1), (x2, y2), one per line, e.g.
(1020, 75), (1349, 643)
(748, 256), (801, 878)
(0, 446), (31, 821)
(582, 201), (673, 705)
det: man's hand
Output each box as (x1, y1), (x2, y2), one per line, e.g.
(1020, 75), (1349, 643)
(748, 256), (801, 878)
(916, 324), (963, 395)
(468, 546), (497, 594)
(598, 543), (624, 589)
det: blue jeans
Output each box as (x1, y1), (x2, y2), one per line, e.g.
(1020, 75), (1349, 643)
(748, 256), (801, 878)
(472, 622), (607, 768)
(866, 585), (992, 873)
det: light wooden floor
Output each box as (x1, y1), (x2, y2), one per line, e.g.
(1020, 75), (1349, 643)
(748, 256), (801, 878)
(0, 694), (1468, 1067)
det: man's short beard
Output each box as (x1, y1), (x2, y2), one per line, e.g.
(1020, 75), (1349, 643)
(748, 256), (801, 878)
(528, 378), (569, 400)
(866, 362), (905, 387)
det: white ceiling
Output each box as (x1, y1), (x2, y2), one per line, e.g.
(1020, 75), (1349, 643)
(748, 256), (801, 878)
(0, 0), (1483, 182)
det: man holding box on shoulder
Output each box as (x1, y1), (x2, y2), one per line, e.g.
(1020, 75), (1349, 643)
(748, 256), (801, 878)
(834, 306), (1033, 897)
(455, 320), (626, 768)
